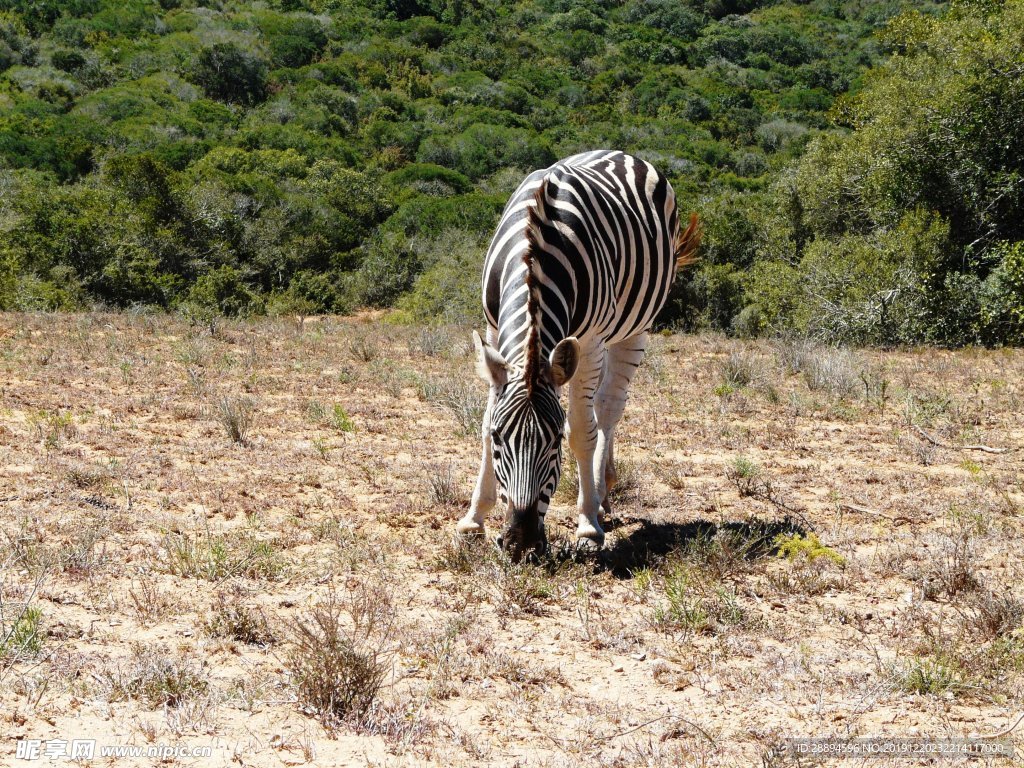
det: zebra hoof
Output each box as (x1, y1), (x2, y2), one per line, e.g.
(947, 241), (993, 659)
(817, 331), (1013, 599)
(575, 536), (603, 554)
(456, 517), (486, 537)
(575, 525), (605, 552)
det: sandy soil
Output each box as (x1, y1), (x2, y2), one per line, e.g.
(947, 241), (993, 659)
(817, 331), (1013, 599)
(1, 311), (1022, 766)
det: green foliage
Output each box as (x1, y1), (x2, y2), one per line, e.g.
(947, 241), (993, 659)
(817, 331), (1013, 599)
(192, 43), (269, 106)
(1, 606), (42, 658)
(775, 532), (845, 566)
(893, 655), (966, 696)
(398, 231), (486, 324)
(3, 0), (1018, 348)
(652, 562), (745, 634)
(979, 241), (1024, 346)
(185, 266), (263, 317)
(746, 0), (1024, 346)
(0, 11), (36, 71)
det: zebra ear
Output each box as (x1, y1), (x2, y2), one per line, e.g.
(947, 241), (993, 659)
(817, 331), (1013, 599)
(549, 337), (580, 387)
(473, 330), (508, 388)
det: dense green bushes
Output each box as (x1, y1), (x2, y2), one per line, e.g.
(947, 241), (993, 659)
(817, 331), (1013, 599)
(724, 0), (1024, 346)
(2, 0), (1018, 347)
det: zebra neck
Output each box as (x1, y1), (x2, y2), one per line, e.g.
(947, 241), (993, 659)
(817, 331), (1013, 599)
(496, 260), (571, 376)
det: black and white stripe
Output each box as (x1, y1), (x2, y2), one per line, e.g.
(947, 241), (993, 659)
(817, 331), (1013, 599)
(458, 150), (696, 561)
(483, 150), (679, 366)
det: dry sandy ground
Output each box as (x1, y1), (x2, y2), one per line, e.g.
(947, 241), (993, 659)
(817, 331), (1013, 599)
(1, 311), (1023, 767)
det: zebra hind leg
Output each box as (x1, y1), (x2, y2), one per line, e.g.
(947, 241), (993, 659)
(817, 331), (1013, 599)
(602, 438), (616, 515)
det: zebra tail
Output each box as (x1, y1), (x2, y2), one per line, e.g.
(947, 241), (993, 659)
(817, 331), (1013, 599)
(675, 212), (702, 268)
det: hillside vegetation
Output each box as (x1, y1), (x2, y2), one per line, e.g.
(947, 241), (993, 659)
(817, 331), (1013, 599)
(1, 0), (1021, 344)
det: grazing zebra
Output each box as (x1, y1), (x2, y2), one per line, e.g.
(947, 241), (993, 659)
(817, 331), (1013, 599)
(456, 150), (700, 562)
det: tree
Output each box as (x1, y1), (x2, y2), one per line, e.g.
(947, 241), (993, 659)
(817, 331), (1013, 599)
(192, 43), (269, 106)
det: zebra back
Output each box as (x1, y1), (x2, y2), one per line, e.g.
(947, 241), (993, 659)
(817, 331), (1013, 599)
(483, 150), (696, 384)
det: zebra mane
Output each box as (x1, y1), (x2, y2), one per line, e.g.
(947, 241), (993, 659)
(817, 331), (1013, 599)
(522, 179), (549, 397)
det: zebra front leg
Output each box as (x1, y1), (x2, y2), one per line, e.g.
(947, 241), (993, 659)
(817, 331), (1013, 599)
(566, 344), (605, 550)
(457, 390), (496, 536)
(593, 334), (648, 518)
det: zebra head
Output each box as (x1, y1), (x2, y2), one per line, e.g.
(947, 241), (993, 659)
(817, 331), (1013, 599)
(473, 331), (580, 562)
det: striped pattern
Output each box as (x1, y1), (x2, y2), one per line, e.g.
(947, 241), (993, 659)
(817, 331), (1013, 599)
(483, 150), (681, 367)
(459, 150), (699, 561)
(487, 383), (564, 554)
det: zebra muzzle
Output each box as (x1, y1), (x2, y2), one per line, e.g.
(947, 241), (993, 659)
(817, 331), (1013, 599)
(497, 503), (546, 563)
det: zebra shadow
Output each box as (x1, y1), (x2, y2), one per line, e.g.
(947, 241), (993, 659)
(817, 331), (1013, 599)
(591, 515), (807, 579)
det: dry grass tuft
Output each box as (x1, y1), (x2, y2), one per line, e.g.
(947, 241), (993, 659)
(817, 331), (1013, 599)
(416, 374), (486, 435)
(205, 589), (275, 645)
(94, 644), (210, 708)
(289, 581), (395, 726)
(215, 395), (255, 443)
(427, 464), (466, 509)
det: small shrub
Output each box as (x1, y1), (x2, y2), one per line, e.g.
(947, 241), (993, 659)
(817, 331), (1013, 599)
(773, 335), (818, 375)
(652, 564), (745, 635)
(64, 464), (109, 490)
(58, 523), (107, 577)
(773, 336), (861, 399)
(306, 401), (355, 433)
(427, 465), (464, 508)
(727, 455), (762, 496)
(127, 576), (175, 622)
(802, 347), (860, 397)
(923, 525), (978, 600)
(660, 462), (693, 491)
(775, 532), (846, 566)
(99, 644), (209, 708)
(487, 558), (558, 620)
(718, 351), (758, 388)
(311, 436), (330, 461)
(216, 396), (254, 443)
(434, 535), (489, 574)
(29, 409), (75, 449)
(973, 591), (1024, 641)
(653, 565), (707, 632)
(416, 374), (486, 435)
(772, 532), (846, 595)
(893, 656), (965, 696)
(330, 404), (355, 433)
(407, 326), (457, 358)
(348, 333), (384, 363)
(1, 606), (42, 659)
(682, 526), (775, 581)
(205, 591), (275, 646)
(731, 305), (765, 339)
(290, 584), (394, 726)
(192, 42), (268, 106)
(158, 530), (282, 581)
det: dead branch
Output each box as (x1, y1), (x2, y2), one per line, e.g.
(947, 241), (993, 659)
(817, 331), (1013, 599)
(912, 425), (1010, 455)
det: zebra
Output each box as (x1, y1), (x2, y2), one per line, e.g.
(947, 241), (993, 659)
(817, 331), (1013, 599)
(456, 150), (700, 562)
